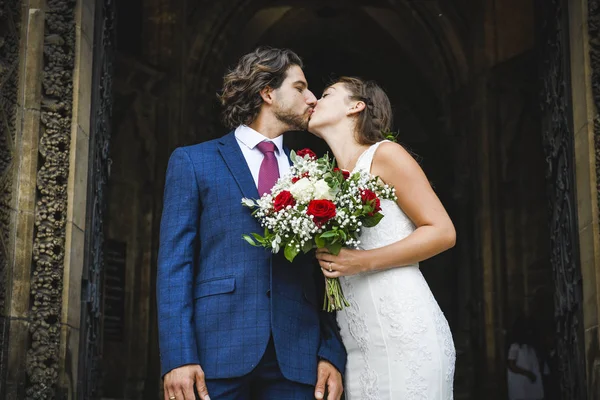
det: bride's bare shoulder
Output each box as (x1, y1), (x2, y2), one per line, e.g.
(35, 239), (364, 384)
(375, 141), (417, 166)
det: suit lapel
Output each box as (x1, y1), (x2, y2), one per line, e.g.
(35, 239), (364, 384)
(218, 131), (259, 199)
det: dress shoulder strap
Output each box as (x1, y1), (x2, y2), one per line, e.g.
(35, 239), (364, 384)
(354, 140), (390, 174)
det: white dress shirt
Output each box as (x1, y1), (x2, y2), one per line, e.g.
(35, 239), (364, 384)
(234, 125), (291, 187)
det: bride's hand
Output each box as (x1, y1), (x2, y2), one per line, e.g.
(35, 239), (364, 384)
(316, 248), (368, 277)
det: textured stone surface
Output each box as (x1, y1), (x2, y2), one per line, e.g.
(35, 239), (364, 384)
(586, 2), (600, 397)
(589, 0), (600, 236)
(0, 0), (21, 396)
(25, 1), (76, 398)
(0, 0), (20, 319)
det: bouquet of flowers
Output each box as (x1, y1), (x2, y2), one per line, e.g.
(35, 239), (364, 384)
(242, 148), (397, 311)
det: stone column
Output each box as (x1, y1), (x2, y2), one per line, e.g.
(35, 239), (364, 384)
(0, 1), (21, 397)
(59, 0), (95, 395)
(3, 1), (46, 398)
(1, 0), (97, 398)
(570, 0), (600, 394)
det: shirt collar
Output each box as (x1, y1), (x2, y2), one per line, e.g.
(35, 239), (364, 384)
(235, 125), (284, 154)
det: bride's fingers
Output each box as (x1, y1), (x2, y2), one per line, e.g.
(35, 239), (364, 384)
(318, 259), (336, 270)
(316, 253), (335, 262)
(321, 268), (341, 278)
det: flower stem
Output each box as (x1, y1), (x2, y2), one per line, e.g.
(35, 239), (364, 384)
(323, 277), (350, 312)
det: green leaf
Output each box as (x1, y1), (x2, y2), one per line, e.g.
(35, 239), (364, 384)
(382, 130), (399, 143)
(319, 230), (337, 239)
(242, 235), (258, 246)
(249, 232), (275, 247)
(284, 243), (300, 262)
(363, 213), (384, 228)
(302, 240), (313, 254)
(315, 234), (326, 248)
(326, 241), (343, 256)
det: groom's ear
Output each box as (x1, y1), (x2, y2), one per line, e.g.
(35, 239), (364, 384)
(260, 86), (274, 105)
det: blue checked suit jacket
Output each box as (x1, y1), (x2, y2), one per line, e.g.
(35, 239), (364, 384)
(157, 131), (346, 385)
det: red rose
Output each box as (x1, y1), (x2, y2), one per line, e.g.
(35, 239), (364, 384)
(273, 190), (296, 212)
(333, 167), (350, 180)
(297, 148), (317, 160)
(360, 189), (381, 216)
(307, 199), (337, 227)
(291, 171), (310, 184)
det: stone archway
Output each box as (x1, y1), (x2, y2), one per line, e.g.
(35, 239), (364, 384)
(181, 1), (470, 143)
(100, 1), (563, 398)
(4, 0), (599, 399)
(136, 1), (517, 398)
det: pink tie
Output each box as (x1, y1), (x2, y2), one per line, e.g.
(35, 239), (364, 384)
(256, 141), (280, 196)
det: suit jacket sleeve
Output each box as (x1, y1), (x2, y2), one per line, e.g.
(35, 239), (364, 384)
(315, 265), (347, 375)
(157, 147), (201, 377)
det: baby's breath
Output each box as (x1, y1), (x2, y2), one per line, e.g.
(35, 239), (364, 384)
(242, 149), (397, 312)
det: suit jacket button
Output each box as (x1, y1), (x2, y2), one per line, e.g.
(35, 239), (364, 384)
(266, 290), (271, 298)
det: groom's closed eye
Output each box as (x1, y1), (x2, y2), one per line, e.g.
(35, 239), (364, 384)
(293, 81), (307, 91)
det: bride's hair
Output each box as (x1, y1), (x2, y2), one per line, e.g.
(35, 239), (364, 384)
(334, 77), (393, 145)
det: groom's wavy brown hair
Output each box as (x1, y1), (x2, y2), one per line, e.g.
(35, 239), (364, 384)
(218, 47), (303, 129)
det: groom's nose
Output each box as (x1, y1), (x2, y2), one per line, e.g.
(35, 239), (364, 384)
(305, 90), (317, 107)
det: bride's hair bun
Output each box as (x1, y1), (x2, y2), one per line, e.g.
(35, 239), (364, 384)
(334, 77), (393, 145)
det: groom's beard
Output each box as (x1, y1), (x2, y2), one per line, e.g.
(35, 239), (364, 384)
(274, 107), (311, 131)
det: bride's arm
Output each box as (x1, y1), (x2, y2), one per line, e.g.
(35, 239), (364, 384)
(317, 141), (456, 275)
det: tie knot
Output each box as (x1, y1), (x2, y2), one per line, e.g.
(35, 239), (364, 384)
(257, 141), (276, 155)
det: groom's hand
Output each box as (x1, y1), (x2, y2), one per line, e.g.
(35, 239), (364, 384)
(315, 360), (343, 400)
(163, 364), (210, 400)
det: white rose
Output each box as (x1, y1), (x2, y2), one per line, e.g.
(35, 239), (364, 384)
(313, 179), (335, 200)
(289, 178), (315, 202)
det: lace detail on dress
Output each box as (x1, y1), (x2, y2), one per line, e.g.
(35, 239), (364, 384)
(438, 308), (456, 399)
(426, 280), (456, 399)
(342, 277), (380, 400)
(337, 141), (455, 400)
(379, 292), (432, 400)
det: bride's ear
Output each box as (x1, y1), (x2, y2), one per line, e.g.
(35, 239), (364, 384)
(347, 101), (366, 116)
(260, 86), (274, 105)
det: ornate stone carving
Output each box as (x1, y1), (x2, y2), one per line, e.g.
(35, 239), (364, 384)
(0, 0), (21, 395)
(538, 0), (587, 398)
(77, 0), (115, 398)
(588, 0), (600, 232)
(25, 1), (76, 398)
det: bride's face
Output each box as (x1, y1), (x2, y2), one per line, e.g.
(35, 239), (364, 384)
(308, 83), (353, 135)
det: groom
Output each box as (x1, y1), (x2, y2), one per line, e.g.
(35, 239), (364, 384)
(157, 47), (346, 400)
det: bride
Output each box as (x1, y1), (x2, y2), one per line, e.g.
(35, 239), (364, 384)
(308, 77), (456, 399)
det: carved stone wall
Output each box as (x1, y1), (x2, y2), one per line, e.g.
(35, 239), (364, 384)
(538, 0), (588, 397)
(26, 1), (76, 398)
(584, 0), (600, 395)
(0, 0), (21, 396)
(588, 0), (600, 232)
(78, 0), (115, 397)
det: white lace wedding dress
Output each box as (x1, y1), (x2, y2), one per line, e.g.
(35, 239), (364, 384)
(337, 141), (456, 399)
